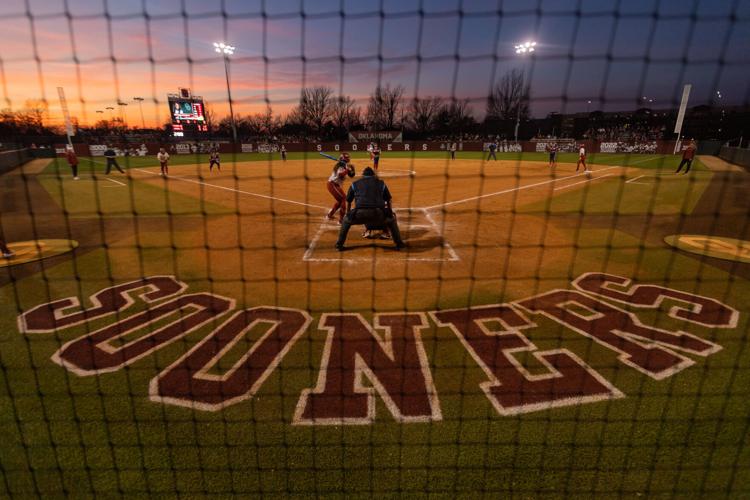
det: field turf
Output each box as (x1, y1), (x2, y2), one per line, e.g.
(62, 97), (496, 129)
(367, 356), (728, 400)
(1, 153), (747, 497)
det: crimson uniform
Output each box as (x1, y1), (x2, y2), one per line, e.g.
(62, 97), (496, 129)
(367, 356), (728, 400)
(576, 145), (588, 173)
(675, 143), (696, 174)
(371, 145), (381, 170)
(65, 149), (79, 179)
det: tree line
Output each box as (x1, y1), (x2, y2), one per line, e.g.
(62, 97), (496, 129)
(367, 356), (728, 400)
(0, 70), (531, 142)
(215, 69), (530, 140)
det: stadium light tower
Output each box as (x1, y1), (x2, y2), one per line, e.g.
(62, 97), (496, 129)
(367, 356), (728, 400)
(133, 97), (146, 129)
(513, 41), (536, 143)
(214, 42), (237, 142)
(117, 101), (129, 128)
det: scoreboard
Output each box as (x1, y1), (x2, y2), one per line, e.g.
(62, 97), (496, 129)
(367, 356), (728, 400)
(168, 89), (208, 137)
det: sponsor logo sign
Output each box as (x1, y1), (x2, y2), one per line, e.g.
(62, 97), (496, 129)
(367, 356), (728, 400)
(534, 140), (578, 153)
(257, 143), (279, 153)
(89, 144), (107, 156)
(599, 141), (657, 154)
(18, 273), (737, 423)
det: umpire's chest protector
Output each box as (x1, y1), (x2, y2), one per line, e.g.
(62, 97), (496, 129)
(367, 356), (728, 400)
(352, 177), (387, 208)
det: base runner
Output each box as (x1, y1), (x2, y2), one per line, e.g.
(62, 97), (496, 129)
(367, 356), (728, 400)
(157, 148), (170, 177)
(576, 144), (590, 176)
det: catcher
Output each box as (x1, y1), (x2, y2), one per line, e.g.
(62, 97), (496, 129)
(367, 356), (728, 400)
(335, 167), (405, 251)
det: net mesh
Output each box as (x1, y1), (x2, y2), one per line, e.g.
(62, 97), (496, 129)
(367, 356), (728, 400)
(1, 0), (749, 497)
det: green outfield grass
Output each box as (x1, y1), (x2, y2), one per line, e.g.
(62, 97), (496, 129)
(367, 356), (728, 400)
(42, 151), (707, 174)
(2, 154), (746, 497)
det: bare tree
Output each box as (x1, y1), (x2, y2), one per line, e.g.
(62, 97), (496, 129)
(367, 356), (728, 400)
(486, 69), (530, 121)
(408, 96), (444, 135)
(203, 104), (217, 134)
(257, 106), (279, 136)
(366, 84), (404, 130)
(330, 95), (361, 131)
(299, 86), (333, 132)
(447, 99), (474, 129)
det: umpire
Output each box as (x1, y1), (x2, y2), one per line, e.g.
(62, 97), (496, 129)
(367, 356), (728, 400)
(335, 167), (406, 251)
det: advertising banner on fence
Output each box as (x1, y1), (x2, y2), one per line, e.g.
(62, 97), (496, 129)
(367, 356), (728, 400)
(89, 144), (107, 156)
(533, 139), (578, 153)
(599, 141), (658, 154)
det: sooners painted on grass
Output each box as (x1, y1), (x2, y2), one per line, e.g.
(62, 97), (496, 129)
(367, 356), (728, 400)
(18, 274), (738, 424)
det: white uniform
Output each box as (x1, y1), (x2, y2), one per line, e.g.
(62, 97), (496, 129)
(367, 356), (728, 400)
(328, 166), (347, 186)
(157, 152), (170, 163)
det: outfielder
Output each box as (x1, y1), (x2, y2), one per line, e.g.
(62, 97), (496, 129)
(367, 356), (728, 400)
(209, 150), (221, 172)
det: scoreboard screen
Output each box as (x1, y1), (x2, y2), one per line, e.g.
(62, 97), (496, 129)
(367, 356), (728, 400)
(167, 94), (208, 137)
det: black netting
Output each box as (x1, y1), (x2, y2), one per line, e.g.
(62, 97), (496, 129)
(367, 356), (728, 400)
(1, 0), (749, 497)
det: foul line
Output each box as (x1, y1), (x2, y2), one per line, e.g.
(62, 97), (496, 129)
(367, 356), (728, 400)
(626, 174), (646, 184)
(106, 177), (126, 186)
(134, 168), (328, 210)
(627, 154), (667, 165)
(554, 173), (614, 191)
(423, 166), (620, 210)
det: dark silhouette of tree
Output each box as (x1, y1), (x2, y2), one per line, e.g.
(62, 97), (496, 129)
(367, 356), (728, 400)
(486, 69), (530, 121)
(299, 86), (333, 133)
(408, 97), (444, 136)
(366, 84), (404, 130)
(330, 95), (361, 132)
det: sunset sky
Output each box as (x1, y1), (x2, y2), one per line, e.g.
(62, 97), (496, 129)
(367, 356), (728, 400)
(0, 0), (747, 127)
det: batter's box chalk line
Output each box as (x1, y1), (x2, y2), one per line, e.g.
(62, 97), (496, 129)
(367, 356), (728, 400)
(303, 208), (460, 263)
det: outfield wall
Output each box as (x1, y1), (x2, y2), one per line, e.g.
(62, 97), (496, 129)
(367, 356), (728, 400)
(54, 140), (682, 157)
(0, 148), (32, 174)
(719, 146), (750, 172)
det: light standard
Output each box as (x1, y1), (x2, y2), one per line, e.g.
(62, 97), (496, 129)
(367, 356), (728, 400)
(513, 41), (536, 143)
(214, 41), (237, 142)
(117, 101), (129, 127)
(133, 97), (146, 129)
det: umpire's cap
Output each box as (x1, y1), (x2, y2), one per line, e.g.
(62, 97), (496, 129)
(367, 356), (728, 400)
(362, 167), (375, 176)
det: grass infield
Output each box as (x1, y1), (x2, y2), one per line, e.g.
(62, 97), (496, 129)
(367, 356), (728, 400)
(1, 153), (747, 497)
